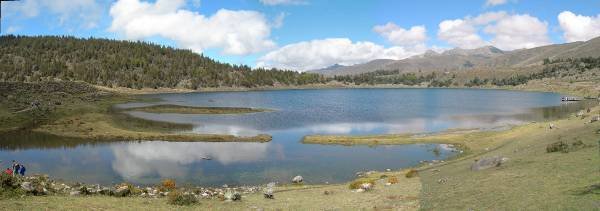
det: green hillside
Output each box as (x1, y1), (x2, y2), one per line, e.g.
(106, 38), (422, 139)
(0, 35), (326, 89)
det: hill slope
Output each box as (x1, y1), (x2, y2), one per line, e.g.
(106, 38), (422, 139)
(0, 35), (325, 89)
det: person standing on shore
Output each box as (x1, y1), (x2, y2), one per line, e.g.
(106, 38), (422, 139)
(11, 160), (20, 176)
(18, 164), (25, 176)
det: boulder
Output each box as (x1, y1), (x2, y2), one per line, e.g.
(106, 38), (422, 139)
(70, 191), (81, 196)
(21, 182), (34, 192)
(360, 183), (373, 191)
(470, 156), (508, 171)
(263, 182), (275, 199)
(292, 175), (303, 184)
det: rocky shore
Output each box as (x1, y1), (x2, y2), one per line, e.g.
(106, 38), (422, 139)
(9, 174), (264, 200)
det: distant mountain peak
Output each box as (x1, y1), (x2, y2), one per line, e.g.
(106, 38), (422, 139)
(313, 63), (346, 72)
(443, 45), (503, 56)
(424, 50), (440, 56)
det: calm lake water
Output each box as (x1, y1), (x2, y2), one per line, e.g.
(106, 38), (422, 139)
(0, 88), (590, 186)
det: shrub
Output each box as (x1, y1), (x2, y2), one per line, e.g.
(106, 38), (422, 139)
(167, 190), (198, 206)
(162, 179), (176, 191)
(348, 178), (376, 190)
(387, 176), (399, 184)
(546, 141), (569, 153)
(405, 169), (418, 178)
(0, 173), (20, 189)
(0, 173), (24, 198)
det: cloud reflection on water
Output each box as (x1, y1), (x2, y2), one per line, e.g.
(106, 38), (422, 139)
(111, 141), (271, 180)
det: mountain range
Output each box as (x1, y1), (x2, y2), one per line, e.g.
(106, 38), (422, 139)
(311, 36), (600, 75)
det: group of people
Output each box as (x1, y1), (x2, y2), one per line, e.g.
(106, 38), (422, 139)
(4, 160), (26, 176)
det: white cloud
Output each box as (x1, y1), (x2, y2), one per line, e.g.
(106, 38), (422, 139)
(484, 14), (550, 50)
(259, 0), (307, 6)
(485, 0), (507, 6)
(373, 23), (427, 47)
(257, 38), (426, 71)
(437, 11), (550, 50)
(438, 19), (488, 49)
(109, 0), (276, 55)
(1, 0), (103, 29)
(273, 12), (287, 28)
(558, 11), (600, 42)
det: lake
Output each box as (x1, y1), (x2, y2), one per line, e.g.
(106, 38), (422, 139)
(0, 88), (589, 186)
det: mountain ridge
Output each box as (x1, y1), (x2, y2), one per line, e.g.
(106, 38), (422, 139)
(311, 36), (600, 75)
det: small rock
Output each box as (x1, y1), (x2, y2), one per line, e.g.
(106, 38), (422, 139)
(471, 156), (508, 171)
(385, 169), (391, 172)
(437, 178), (447, 184)
(355, 188), (365, 193)
(385, 183), (392, 186)
(292, 175), (303, 184)
(21, 182), (33, 192)
(70, 191), (81, 196)
(549, 123), (555, 129)
(264, 182), (275, 199)
(360, 183), (373, 191)
(323, 190), (334, 195)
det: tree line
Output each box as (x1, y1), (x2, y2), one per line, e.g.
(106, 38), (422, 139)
(0, 35), (327, 89)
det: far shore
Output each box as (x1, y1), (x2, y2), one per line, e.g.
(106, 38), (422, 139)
(95, 79), (598, 100)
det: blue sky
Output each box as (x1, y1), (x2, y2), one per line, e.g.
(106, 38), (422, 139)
(1, 0), (600, 71)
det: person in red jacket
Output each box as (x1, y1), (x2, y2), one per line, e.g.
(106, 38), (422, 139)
(4, 168), (12, 175)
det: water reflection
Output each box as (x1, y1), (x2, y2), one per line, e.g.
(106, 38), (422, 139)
(111, 141), (271, 180)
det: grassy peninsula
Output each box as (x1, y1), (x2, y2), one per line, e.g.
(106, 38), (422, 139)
(0, 81), (271, 142)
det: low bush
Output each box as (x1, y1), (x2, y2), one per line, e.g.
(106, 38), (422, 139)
(387, 176), (399, 184)
(547, 140), (586, 153)
(348, 178), (376, 190)
(0, 173), (24, 198)
(546, 141), (569, 153)
(167, 190), (198, 206)
(161, 179), (176, 191)
(405, 169), (418, 178)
